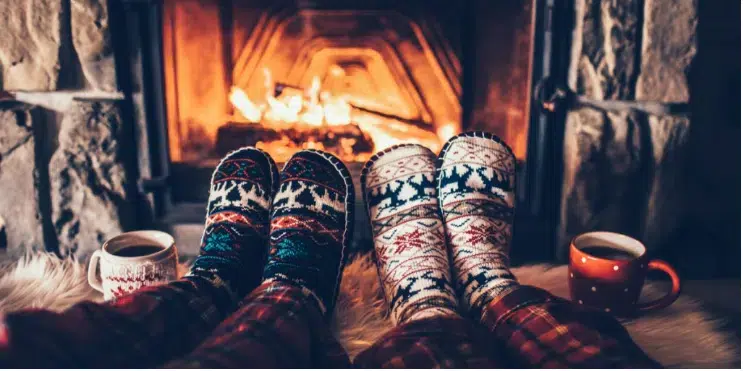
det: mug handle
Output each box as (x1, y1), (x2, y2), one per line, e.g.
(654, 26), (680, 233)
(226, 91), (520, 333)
(637, 259), (681, 312)
(87, 250), (104, 293)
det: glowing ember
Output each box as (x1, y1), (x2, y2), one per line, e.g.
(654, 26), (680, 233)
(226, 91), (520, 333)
(436, 121), (459, 144)
(228, 68), (453, 162)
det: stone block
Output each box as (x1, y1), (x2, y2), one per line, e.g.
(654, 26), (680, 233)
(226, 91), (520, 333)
(0, 105), (44, 252)
(71, 0), (118, 91)
(0, 0), (64, 90)
(50, 101), (135, 257)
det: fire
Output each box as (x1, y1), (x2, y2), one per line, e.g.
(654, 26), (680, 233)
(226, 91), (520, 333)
(228, 87), (261, 122)
(436, 121), (459, 144)
(228, 68), (454, 162)
(230, 69), (351, 129)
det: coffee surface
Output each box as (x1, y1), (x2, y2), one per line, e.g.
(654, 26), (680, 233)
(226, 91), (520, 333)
(114, 245), (164, 257)
(582, 246), (636, 261)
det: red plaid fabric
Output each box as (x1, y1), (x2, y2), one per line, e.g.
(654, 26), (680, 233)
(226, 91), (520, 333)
(354, 315), (505, 368)
(0, 277), (232, 368)
(0, 278), (660, 368)
(165, 281), (351, 368)
(482, 285), (661, 368)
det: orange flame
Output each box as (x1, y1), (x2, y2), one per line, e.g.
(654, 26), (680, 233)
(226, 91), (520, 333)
(229, 68), (452, 162)
(229, 87), (262, 122)
(232, 71), (352, 128)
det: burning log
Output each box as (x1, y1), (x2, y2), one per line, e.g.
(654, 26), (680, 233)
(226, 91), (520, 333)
(223, 72), (441, 162)
(215, 121), (375, 161)
(274, 82), (435, 134)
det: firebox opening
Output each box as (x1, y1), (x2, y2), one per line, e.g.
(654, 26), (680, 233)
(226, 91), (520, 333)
(163, 0), (533, 166)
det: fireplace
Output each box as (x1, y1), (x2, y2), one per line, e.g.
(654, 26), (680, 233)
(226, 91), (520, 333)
(163, 1), (464, 165)
(111, 0), (563, 262)
(1, 0), (735, 277)
(160, 0), (536, 165)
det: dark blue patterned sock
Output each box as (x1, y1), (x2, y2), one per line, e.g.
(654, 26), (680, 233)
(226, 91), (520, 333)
(187, 147), (279, 302)
(261, 150), (354, 317)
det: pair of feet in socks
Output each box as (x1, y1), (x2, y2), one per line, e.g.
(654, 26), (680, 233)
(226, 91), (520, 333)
(187, 131), (517, 323)
(187, 147), (354, 315)
(362, 132), (518, 324)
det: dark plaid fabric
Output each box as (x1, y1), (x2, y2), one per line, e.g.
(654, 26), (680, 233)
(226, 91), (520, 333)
(165, 281), (351, 368)
(0, 279), (660, 368)
(482, 285), (662, 368)
(0, 277), (231, 368)
(354, 315), (504, 368)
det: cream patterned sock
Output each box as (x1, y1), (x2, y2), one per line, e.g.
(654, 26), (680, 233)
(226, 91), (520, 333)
(437, 132), (518, 319)
(362, 144), (459, 324)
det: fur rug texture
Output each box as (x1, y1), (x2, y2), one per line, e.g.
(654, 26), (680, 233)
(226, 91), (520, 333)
(0, 253), (738, 368)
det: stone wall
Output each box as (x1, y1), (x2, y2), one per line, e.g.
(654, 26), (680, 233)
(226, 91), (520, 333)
(0, 0), (116, 91)
(559, 0), (739, 277)
(560, 0), (691, 250)
(0, 0), (140, 258)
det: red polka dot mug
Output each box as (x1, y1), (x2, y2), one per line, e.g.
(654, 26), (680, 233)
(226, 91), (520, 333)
(568, 231), (681, 317)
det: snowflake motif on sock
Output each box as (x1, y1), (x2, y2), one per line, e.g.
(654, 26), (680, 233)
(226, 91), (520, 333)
(463, 223), (508, 246)
(392, 230), (428, 253)
(203, 231), (234, 252)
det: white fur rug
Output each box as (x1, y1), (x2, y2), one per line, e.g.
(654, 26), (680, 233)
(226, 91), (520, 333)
(0, 253), (738, 368)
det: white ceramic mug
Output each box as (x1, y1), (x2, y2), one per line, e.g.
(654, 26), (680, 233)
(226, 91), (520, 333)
(88, 230), (179, 300)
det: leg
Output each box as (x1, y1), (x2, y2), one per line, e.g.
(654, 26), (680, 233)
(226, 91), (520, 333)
(437, 131), (660, 368)
(0, 278), (228, 368)
(163, 282), (350, 368)
(0, 148), (278, 368)
(358, 145), (502, 367)
(354, 316), (504, 368)
(482, 285), (661, 368)
(167, 150), (355, 368)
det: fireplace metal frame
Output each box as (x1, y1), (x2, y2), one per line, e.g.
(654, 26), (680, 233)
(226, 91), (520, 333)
(113, 0), (573, 263)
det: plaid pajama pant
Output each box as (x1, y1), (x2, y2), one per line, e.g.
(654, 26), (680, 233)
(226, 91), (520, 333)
(0, 279), (660, 368)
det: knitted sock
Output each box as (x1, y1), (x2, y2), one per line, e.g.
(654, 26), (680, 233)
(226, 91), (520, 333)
(436, 132), (518, 320)
(262, 150), (354, 316)
(362, 144), (459, 325)
(187, 147), (279, 302)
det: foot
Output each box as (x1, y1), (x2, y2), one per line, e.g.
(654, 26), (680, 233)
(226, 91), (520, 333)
(188, 147), (279, 301)
(436, 131), (518, 320)
(261, 150), (355, 317)
(362, 144), (459, 325)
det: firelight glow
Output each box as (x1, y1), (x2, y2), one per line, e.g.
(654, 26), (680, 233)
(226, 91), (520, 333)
(230, 72), (352, 128)
(227, 68), (449, 162)
(228, 87), (261, 122)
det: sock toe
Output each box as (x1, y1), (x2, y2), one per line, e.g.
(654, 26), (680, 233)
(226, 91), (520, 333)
(436, 131), (517, 209)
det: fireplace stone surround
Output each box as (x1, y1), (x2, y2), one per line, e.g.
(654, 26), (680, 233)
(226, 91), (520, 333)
(0, 0), (738, 278)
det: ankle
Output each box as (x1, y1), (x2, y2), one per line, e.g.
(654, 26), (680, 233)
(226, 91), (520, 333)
(407, 307), (461, 323)
(390, 284), (460, 325)
(260, 278), (328, 315)
(468, 280), (519, 320)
